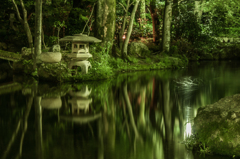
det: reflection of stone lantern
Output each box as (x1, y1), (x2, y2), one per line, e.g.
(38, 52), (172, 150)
(68, 98), (92, 114)
(59, 34), (101, 74)
(69, 85), (92, 98)
(68, 85), (92, 114)
(60, 85), (101, 124)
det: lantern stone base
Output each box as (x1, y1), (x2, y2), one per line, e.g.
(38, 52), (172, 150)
(69, 60), (92, 74)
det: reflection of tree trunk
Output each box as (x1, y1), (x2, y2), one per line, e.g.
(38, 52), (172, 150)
(17, 96), (33, 158)
(150, 79), (158, 128)
(1, 95), (33, 159)
(1, 120), (21, 159)
(103, 91), (116, 155)
(123, 84), (139, 138)
(162, 81), (172, 138)
(161, 80), (174, 159)
(98, 119), (104, 159)
(35, 97), (43, 159)
(61, 96), (68, 110)
(138, 87), (146, 127)
(121, 95), (131, 141)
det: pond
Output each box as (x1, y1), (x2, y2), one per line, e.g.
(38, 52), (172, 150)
(0, 61), (240, 159)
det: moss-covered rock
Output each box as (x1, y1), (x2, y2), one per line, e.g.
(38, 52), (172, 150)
(128, 42), (150, 56)
(193, 94), (240, 157)
(38, 62), (70, 82)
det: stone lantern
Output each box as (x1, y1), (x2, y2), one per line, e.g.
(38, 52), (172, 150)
(59, 34), (101, 74)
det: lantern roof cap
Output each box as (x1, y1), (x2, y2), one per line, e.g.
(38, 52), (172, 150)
(59, 33), (102, 43)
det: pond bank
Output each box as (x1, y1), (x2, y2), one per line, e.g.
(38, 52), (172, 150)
(1, 41), (240, 83)
(10, 50), (188, 82)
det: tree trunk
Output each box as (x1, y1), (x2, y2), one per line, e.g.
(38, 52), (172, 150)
(194, 0), (204, 21)
(41, 27), (46, 49)
(122, 0), (140, 57)
(95, 0), (116, 47)
(57, 28), (60, 44)
(172, 0), (179, 39)
(161, 0), (172, 52)
(172, 0), (179, 18)
(150, 0), (160, 43)
(34, 0), (42, 71)
(12, 0), (33, 52)
(140, 0), (146, 21)
(119, 0), (130, 50)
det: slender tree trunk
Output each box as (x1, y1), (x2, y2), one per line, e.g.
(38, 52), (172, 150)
(172, 0), (179, 17)
(34, 0), (42, 71)
(41, 27), (46, 49)
(173, 0), (179, 39)
(150, 0), (160, 43)
(9, 13), (19, 31)
(119, 0), (130, 50)
(57, 28), (60, 44)
(140, 0), (146, 20)
(95, 0), (116, 48)
(140, 0), (146, 30)
(12, 0), (33, 52)
(161, 0), (173, 52)
(194, 0), (204, 21)
(122, 0), (140, 57)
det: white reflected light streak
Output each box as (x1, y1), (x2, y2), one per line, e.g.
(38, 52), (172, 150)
(185, 123), (192, 139)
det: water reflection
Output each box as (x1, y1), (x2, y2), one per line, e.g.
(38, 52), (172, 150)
(0, 61), (239, 159)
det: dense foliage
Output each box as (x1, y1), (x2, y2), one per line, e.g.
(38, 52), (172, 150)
(0, 0), (239, 60)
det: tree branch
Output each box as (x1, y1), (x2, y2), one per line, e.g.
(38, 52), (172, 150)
(118, 2), (127, 12)
(19, 0), (28, 21)
(130, 1), (135, 7)
(82, 3), (96, 34)
(12, 0), (23, 23)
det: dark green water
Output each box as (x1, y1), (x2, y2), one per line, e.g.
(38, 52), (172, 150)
(0, 61), (240, 159)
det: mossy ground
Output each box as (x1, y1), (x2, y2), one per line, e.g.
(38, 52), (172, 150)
(11, 53), (187, 83)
